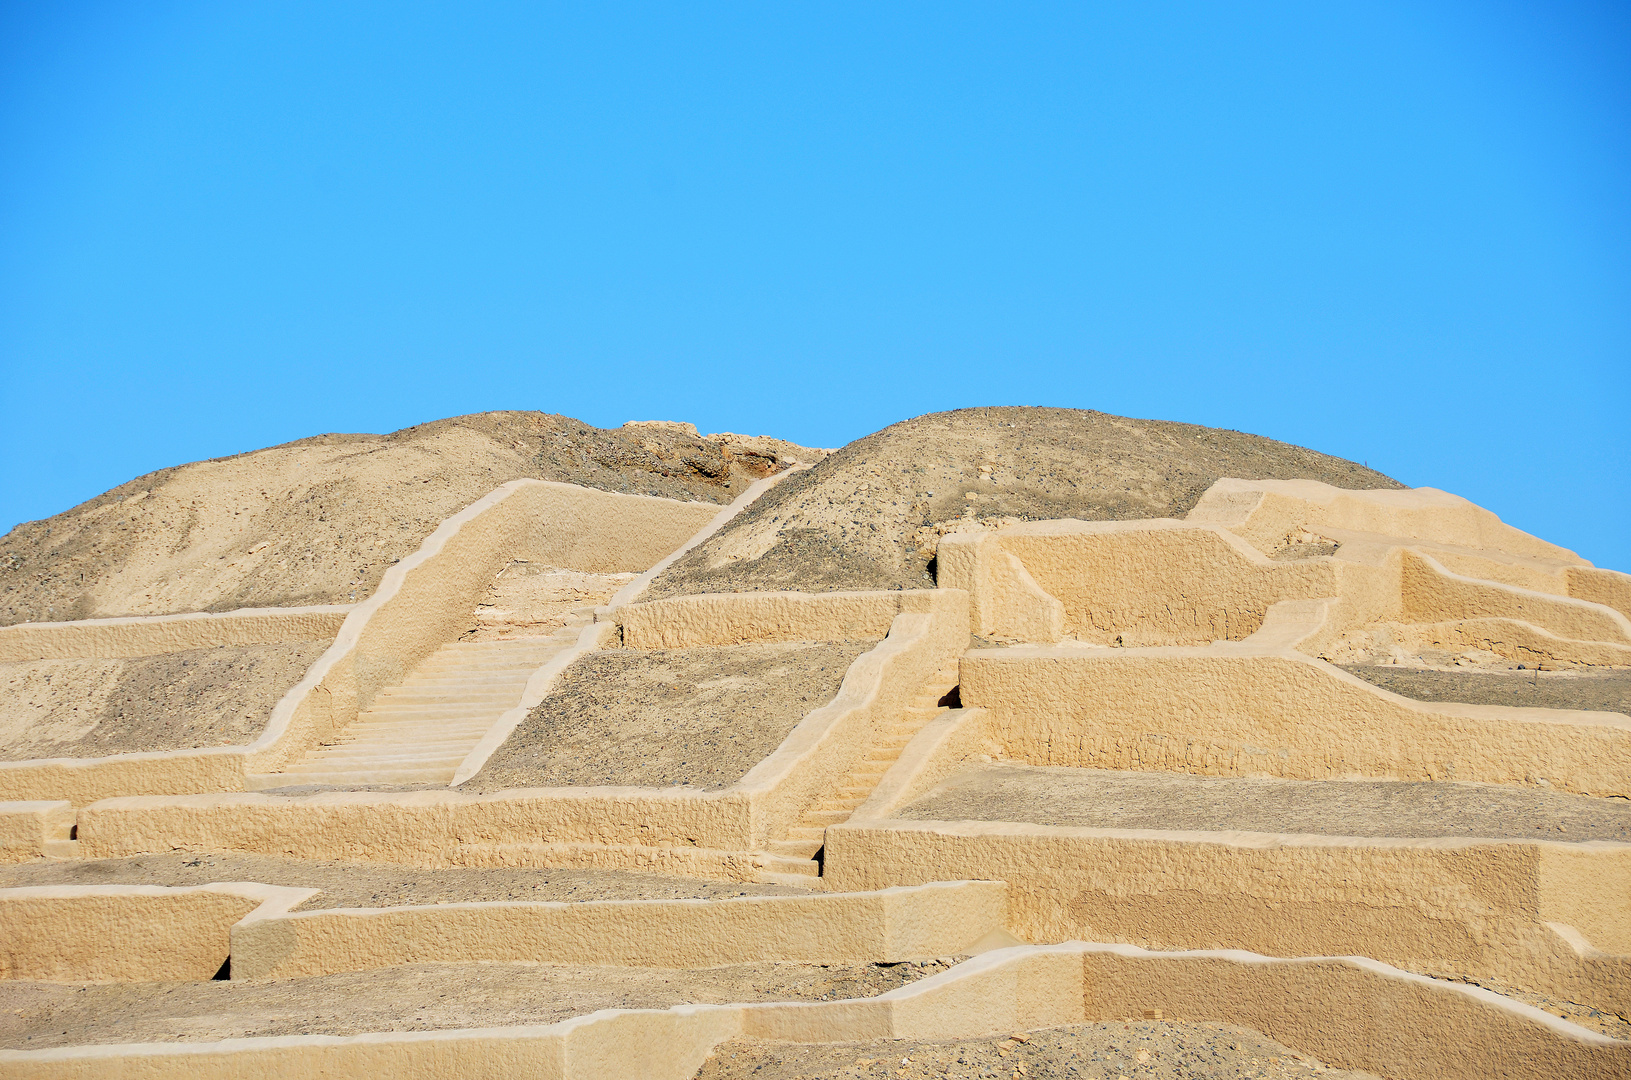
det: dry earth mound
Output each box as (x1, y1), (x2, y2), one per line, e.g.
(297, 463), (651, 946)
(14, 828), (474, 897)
(647, 407), (1401, 598)
(0, 413), (822, 625)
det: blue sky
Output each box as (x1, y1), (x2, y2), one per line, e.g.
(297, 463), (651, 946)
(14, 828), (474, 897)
(2, 2), (1627, 568)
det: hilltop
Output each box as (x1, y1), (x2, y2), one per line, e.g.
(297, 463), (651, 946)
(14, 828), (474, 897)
(0, 413), (822, 625)
(647, 406), (1400, 598)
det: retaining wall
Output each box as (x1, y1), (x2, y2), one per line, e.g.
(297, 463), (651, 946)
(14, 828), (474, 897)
(230, 880), (1005, 979)
(2, 942), (1623, 1080)
(67, 590), (971, 867)
(0, 879), (1002, 984)
(1401, 550), (1631, 647)
(1187, 478), (1587, 565)
(733, 590), (969, 846)
(619, 590), (939, 648)
(0, 883), (313, 982)
(0, 606), (350, 663)
(0, 800), (75, 862)
(960, 644), (1631, 794)
(824, 820), (1631, 1017)
(0, 481), (719, 805)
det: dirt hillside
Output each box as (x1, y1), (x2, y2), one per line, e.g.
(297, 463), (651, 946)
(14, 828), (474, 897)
(0, 643), (322, 760)
(647, 407), (1401, 598)
(0, 414), (823, 625)
(463, 640), (872, 792)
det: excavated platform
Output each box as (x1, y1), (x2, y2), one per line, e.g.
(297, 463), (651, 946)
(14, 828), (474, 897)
(0, 852), (815, 907)
(894, 764), (1631, 841)
(0, 957), (957, 1050)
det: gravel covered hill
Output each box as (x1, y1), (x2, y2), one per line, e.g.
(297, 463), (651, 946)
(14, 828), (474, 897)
(0, 413), (821, 625)
(647, 406), (1401, 598)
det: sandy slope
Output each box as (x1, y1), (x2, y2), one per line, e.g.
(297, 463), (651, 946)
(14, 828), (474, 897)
(0, 413), (822, 625)
(647, 406), (1401, 598)
(0, 643), (322, 760)
(463, 640), (873, 792)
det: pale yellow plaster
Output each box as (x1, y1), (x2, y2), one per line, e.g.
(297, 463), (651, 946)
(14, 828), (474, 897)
(0, 883), (314, 983)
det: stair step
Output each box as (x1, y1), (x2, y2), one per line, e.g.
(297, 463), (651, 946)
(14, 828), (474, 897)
(347, 717), (499, 729)
(352, 710), (504, 723)
(755, 853), (821, 877)
(365, 704), (513, 715)
(430, 647), (552, 655)
(342, 727), (495, 740)
(348, 725), (502, 738)
(786, 826), (826, 842)
(813, 795), (866, 812)
(276, 766), (457, 784)
(373, 691), (518, 703)
(801, 809), (853, 826)
(302, 750), (469, 765)
(393, 681), (528, 688)
(769, 839), (824, 859)
(410, 661), (546, 673)
(277, 627), (561, 787)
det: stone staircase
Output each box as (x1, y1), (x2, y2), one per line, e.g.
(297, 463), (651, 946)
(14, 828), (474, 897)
(753, 662), (960, 885)
(253, 617), (591, 789)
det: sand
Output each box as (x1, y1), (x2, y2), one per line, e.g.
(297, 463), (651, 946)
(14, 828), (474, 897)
(0, 643), (323, 760)
(647, 407), (1401, 599)
(895, 764), (1631, 842)
(693, 1022), (1377, 1079)
(462, 640), (874, 792)
(0, 413), (823, 626)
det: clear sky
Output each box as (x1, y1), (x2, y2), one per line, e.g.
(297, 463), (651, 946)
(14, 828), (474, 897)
(2, 2), (1627, 569)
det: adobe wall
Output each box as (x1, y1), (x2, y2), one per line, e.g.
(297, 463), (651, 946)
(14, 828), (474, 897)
(0, 883), (312, 982)
(63, 589), (971, 866)
(0, 606), (350, 663)
(0, 481), (721, 805)
(960, 646), (1631, 794)
(823, 820), (1631, 1016)
(230, 881), (1006, 979)
(1, 939), (1624, 1079)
